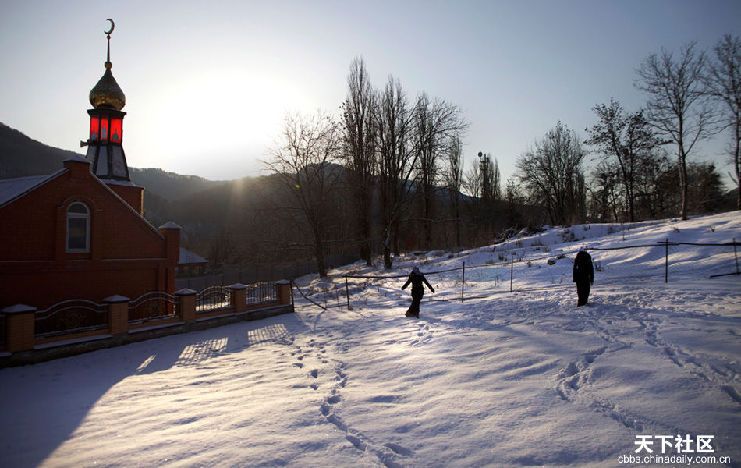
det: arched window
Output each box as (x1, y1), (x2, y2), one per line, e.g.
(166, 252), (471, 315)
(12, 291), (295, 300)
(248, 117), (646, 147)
(66, 202), (90, 252)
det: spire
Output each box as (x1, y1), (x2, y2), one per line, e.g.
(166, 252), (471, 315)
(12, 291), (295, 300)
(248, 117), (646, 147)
(106, 18), (113, 63)
(84, 19), (132, 183)
(89, 19), (126, 111)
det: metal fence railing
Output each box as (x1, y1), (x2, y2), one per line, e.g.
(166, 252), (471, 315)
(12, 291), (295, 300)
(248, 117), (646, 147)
(196, 286), (230, 314)
(247, 282), (278, 305)
(128, 292), (177, 324)
(0, 279), (292, 349)
(35, 300), (108, 339)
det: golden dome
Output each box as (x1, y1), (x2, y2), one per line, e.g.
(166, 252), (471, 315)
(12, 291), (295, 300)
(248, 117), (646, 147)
(89, 61), (126, 110)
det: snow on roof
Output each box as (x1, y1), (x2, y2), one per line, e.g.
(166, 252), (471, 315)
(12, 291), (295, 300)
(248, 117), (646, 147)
(179, 247), (208, 265)
(63, 154), (90, 164)
(0, 170), (66, 208)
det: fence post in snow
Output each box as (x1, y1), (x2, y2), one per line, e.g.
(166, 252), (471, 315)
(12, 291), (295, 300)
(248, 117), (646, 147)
(461, 261), (465, 303)
(664, 238), (669, 283)
(510, 253), (514, 292)
(345, 277), (350, 310)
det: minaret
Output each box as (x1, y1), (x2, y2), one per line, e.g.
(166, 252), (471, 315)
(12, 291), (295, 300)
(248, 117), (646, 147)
(82, 20), (144, 214)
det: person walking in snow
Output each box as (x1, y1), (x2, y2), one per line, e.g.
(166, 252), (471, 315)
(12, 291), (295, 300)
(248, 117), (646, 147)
(401, 266), (434, 318)
(573, 249), (594, 307)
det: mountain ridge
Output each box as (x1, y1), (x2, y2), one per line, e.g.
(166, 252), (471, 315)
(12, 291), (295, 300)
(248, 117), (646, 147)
(0, 122), (227, 202)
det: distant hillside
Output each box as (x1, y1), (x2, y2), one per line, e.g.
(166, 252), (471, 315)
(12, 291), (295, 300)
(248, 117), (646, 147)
(0, 122), (223, 202)
(0, 122), (81, 177)
(129, 168), (225, 201)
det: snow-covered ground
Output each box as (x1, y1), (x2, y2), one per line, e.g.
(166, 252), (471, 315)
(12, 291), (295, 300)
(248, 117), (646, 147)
(1, 213), (739, 467)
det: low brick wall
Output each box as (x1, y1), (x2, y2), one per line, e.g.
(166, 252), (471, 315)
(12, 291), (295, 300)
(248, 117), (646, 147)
(0, 304), (293, 367)
(0, 282), (294, 367)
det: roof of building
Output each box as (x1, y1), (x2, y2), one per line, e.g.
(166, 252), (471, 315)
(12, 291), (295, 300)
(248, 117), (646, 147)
(1, 166), (164, 239)
(0, 170), (66, 208)
(179, 247), (208, 266)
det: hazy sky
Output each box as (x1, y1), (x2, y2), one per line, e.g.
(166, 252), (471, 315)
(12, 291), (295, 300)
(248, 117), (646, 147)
(1, 0), (739, 182)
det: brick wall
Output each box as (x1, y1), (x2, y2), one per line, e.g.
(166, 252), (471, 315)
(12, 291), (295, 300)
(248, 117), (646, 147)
(0, 160), (178, 309)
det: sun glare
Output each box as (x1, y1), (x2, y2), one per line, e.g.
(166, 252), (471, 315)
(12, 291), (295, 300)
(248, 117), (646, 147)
(136, 68), (314, 171)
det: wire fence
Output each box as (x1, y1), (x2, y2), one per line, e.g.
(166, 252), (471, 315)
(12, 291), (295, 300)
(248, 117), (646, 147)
(331, 238), (740, 310)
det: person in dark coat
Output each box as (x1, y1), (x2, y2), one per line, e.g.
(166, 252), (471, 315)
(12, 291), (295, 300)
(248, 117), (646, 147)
(573, 250), (594, 307)
(402, 266), (434, 318)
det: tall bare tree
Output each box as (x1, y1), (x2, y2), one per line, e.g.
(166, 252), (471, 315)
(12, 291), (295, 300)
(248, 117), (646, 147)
(704, 34), (741, 209)
(444, 134), (464, 248)
(492, 157), (501, 202)
(375, 77), (416, 268)
(266, 112), (341, 277)
(504, 177), (523, 228)
(586, 99), (659, 221)
(478, 152), (501, 202)
(636, 42), (717, 220)
(517, 121), (586, 225)
(342, 57), (376, 265)
(413, 93), (466, 249)
(463, 158), (481, 198)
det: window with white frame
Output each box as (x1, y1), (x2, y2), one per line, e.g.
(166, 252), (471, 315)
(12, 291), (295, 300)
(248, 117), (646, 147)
(66, 202), (90, 252)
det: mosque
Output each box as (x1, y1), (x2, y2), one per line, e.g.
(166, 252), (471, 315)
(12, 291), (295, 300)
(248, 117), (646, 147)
(0, 24), (181, 310)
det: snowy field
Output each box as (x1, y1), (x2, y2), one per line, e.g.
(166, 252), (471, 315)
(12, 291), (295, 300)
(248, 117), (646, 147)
(1, 213), (739, 467)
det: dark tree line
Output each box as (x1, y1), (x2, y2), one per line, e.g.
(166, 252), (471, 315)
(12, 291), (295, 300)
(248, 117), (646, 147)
(259, 37), (739, 278)
(267, 58), (469, 275)
(515, 35), (738, 226)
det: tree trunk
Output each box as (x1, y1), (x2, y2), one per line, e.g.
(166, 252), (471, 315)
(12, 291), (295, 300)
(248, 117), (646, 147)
(358, 192), (371, 265)
(679, 148), (689, 220)
(315, 239), (327, 278)
(736, 119), (740, 210)
(383, 228), (392, 269)
(424, 185), (432, 249)
(454, 197), (461, 248)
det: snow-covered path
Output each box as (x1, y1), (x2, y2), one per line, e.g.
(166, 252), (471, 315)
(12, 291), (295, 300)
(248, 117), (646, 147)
(1, 214), (739, 467)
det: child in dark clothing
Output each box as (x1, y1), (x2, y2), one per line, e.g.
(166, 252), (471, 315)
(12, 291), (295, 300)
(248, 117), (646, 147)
(402, 266), (435, 317)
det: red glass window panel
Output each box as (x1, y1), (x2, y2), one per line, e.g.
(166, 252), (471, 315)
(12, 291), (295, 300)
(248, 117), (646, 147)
(89, 116), (100, 141)
(110, 118), (122, 144)
(100, 117), (109, 142)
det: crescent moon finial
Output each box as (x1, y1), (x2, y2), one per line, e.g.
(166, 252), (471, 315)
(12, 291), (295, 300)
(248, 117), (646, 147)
(104, 18), (115, 36)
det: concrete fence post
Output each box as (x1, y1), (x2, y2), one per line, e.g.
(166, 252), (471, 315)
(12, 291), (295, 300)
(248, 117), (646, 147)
(104, 295), (130, 336)
(229, 284), (248, 313)
(276, 280), (291, 307)
(2, 304), (36, 353)
(175, 289), (197, 322)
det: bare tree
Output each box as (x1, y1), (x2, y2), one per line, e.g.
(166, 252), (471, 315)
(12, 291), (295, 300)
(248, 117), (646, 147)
(586, 99), (659, 221)
(444, 134), (464, 248)
(587, 162), (622, 222)
(504, 177), (523, 228)
(477, 152), (501, 202)
(265, 112), (341, 277)
(375, 77), (416, 268)
(463, 158), (481, 198)
(704, 34), (741, 209)
(636, 43), (718, 220)
(516, 121), (586, 225)
(413, 93), (467, 249)
(342, 57), (376, 265)
(492, 157), (501, 202)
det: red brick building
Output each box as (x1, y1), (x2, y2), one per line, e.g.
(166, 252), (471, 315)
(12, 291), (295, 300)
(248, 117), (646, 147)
(0, 33), (180, 310)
